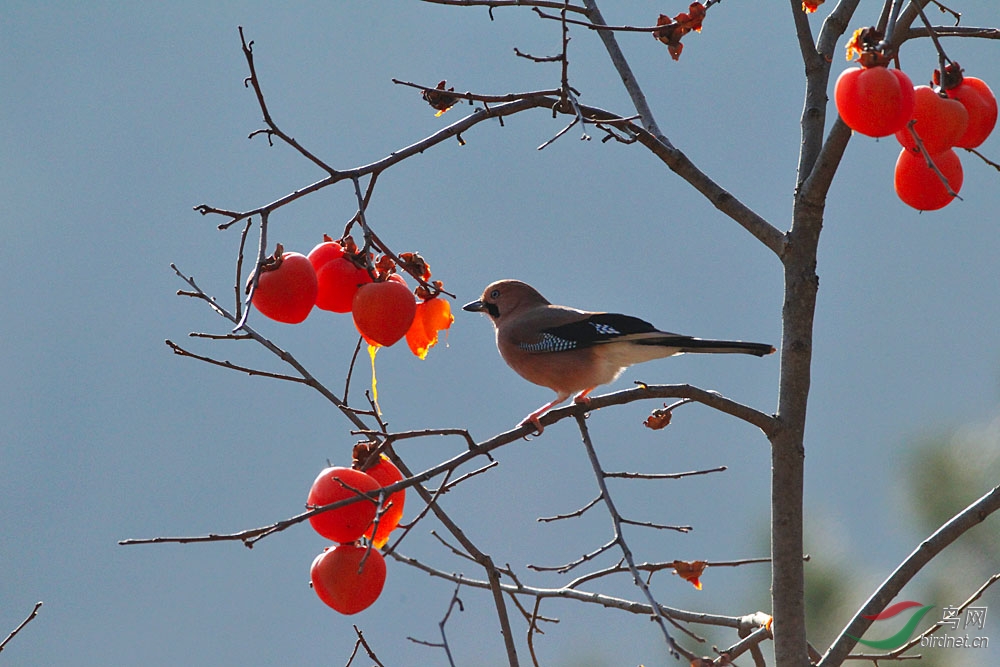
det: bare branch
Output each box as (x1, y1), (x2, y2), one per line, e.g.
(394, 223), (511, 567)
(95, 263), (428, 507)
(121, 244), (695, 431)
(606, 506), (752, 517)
(428, 460), (499, 495)
(573, 414), (686, 659)
(237, 26), (338, 177)
(566, 557), (775, 590)
(387, 457), (522, 666)
(165, 339), (309, 384)
(846, 572), (1000, 661)
(619, 518), (692, 533)
(407, 581), (464, 666)
(579, 1), (785, 256)
(0, 602), (42, 655)
(527, 538), (617, 573)
(604, 465), (727, 481)
(714, 623), (772, 666)
(905, 120), (962, 200)
(391, 79), (562, 103)
(537, 494), (602, 522)
(345, 625), (386, 667)
(818, 484), (1000, 666)
(965, 146), (1000, 172)
(901, 25), (1000, 41)
(420, 0), (588, 15)
(388, 549), (749, 629)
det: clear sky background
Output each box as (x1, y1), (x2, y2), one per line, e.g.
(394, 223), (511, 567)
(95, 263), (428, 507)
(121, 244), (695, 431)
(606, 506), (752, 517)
(3, 2), (999, 666)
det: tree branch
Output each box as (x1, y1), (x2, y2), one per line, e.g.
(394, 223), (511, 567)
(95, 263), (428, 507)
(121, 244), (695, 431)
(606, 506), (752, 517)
(238, 26), (338, 177)
(388, 549), (750, 629)
(581, 0), (785, 256)
(574, 413), (686, 660)
(0, 602), (42, 655)
(420, 0), (588, 15)
(818, 484), (1000, 666)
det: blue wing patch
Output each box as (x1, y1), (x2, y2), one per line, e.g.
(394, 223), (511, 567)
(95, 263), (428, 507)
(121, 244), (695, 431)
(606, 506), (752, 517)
(590, 322), (622, 335)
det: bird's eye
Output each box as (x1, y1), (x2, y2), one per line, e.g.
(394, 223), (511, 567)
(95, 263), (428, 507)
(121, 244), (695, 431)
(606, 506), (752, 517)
(489, 289), (500, 299)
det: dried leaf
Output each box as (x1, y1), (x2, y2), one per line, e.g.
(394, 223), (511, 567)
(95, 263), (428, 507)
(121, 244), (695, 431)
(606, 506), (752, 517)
(671, 559), (707, 590)
(422, 80), (459, 117)
(399, 251), (432, 282)
(644, 404), (674, 430)
(652, 3), (706, 61)
(844, 26), (886, 65)
(845, 27), (864, 62)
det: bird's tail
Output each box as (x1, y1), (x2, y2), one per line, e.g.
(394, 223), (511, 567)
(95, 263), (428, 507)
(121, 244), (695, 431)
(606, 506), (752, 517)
(637, 336), (775, 357)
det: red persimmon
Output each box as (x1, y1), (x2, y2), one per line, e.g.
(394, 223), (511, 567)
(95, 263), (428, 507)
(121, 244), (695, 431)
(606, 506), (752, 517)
(307, 467), (379, 543)
(249, 249), (317, 324)
(352, 279), (417, 347)
(406, 297), (455, 359)
(307, 236), (346, 273)
(315, 257), (373, 313)
(946, 76), (997, 148)
(310, 544), (386, 614)
(362, 455), (406, 549)
(835, 66), (915, 137)
(894, 147), (963, 211)
(894, 86), (968, 155)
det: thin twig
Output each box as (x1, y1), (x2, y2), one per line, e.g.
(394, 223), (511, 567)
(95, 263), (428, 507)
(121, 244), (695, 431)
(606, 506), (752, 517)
(0, 602), (42, 655)
(604, 465), (727, 480)
(238, 26), (338, 177)
(383, 470), (454, 556)
(537, 494), (602, 522)
(965, 146), (1000, 172)
(166, 340), (309, 384)
(233, 218), (252, 320)
(619, 518), (692, 533)
(428, 461), (499, 495)
(120, 380), (770, 547)
(905, 121), (963, 201)
(534, 6), (688, 33)
(527, 538), (617, 573)
(420, 0), (588, 15)
(345, 624), (387, 667)
(235, 210), (268, 331)
(343, 335), (365, 403)
(388, 549), (749, 628)
(407, 581), (464, 667)
(574, 413), (686, 659)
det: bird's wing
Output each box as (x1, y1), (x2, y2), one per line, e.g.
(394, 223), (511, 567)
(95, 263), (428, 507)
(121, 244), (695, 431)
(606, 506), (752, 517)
(517, 312), (676, 353)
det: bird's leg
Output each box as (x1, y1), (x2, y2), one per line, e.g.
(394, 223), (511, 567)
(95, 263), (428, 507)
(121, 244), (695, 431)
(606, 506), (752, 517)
(572, 388), (596, 404)
(520, 394), (570, 435)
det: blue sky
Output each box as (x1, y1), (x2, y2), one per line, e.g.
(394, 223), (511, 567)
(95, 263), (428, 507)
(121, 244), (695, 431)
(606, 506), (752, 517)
(3, 2), (999, 665)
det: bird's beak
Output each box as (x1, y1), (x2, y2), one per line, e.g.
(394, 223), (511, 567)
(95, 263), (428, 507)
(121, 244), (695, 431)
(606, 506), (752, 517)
(463, 299), (485, 313)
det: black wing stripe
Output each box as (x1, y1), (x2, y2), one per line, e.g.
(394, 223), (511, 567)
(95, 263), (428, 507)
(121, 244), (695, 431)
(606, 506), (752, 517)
(530, 313), (660, 351)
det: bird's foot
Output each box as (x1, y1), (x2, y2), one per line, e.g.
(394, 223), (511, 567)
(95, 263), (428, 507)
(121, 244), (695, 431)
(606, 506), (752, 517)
(519, 414), (545, 436)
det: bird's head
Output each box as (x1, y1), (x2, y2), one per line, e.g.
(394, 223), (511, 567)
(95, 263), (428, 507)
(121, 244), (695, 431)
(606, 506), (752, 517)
(463, 279), (550, 323)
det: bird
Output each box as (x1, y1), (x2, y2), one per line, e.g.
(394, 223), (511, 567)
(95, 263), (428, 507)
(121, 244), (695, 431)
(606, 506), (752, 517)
(463, 279), (775, 433)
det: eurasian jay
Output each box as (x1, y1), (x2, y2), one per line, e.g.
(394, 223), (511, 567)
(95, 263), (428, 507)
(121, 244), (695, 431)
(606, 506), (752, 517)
(463, 279), (775, 433)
